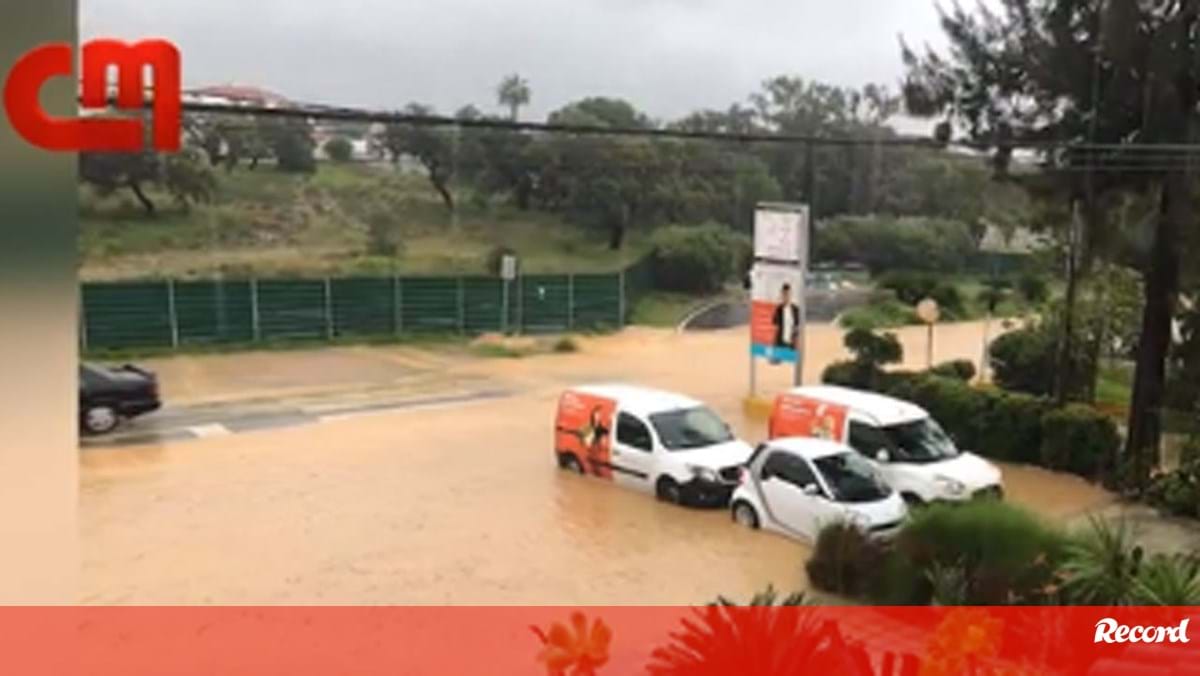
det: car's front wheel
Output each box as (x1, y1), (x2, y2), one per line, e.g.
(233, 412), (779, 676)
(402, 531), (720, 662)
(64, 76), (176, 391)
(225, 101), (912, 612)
(559, 453), (585, 474)
(82, 405), (120, 435)
(732, 500), (760, 529)
(656, 477), (684, 505)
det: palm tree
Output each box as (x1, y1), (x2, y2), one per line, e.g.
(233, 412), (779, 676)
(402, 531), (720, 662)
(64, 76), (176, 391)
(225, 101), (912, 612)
(497, 74), (531, 121)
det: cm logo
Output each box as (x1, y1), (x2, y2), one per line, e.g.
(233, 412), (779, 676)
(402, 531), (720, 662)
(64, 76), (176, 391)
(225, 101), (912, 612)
(3, 38), (180, 152)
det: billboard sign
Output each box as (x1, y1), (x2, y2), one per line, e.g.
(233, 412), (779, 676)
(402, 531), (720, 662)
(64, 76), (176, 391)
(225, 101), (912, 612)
(753, 203), (809, 264)
(749, 263), (805, 364)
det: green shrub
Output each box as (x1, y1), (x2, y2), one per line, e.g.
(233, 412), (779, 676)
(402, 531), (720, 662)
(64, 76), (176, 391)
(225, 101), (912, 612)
(1040, 404), (1119, 479)
(804, 522), (890, 599)
(896, 501), (1068, 604)
(821, 360), (878, 389)
(1060, 517), (1143, 605)
(1146, 453), (1200, 519)
(975, 390), (1050, 463)
(844, 328), (902, 367)
(649, 224), (742, 293)
(1017, 273), (1050, 304)
(989, 322), (1095, 401)
(838, 298), (918, 331)
(552, 336), (579, 353)
(323, 136), (353, 162)
(876, 270), (965, 318)
(929, 359), (976, 382)
(904, 376), (989, 451)
(815, 216), (977, 274)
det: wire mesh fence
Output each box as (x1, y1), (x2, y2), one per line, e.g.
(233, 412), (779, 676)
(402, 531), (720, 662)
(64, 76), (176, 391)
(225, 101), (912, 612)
(80, 263), (636, 352)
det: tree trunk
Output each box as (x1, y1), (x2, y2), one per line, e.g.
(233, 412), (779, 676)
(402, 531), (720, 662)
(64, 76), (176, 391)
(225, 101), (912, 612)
(1124, 173), (1183, 491)
(608, 221), (625, 250)
(1055, 201), (1081, 405)
(129, 180), (155, 215)
(431, 173), (455, 212)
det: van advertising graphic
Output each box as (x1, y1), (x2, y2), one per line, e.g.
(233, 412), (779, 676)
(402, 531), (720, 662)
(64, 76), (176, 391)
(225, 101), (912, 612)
(750, 264), (806, 364)
(555, 391), (617, 479)
(770, 395), (848, 441)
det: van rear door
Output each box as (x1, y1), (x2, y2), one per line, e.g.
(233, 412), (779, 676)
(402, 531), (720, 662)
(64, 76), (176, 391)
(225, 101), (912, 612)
(556, 390), (617, 480)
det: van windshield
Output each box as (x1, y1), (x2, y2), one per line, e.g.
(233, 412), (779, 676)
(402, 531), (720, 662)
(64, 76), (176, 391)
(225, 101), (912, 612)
(881, 418), (959, 463)
(812, 452), (891, 503)
(650, 407), (734, 451)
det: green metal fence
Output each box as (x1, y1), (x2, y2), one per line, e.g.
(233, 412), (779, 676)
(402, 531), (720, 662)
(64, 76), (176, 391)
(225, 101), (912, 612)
(80, 265), (639, 351)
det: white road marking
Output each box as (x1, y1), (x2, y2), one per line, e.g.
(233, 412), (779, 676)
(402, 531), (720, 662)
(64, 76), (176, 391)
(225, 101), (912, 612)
(188, 423), (232, 438)
(317, 393), (502, 424)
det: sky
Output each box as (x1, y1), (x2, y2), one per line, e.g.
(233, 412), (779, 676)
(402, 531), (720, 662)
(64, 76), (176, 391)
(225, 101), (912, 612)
(82, 0), (948, 128)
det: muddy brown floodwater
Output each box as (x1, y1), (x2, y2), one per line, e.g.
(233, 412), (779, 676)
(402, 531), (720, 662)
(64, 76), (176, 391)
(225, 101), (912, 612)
(81, 322), (1113, 604)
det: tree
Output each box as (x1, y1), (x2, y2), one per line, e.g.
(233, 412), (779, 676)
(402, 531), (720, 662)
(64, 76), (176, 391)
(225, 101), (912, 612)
(79, 151), (162, 214)
(902, 0), (1200, 489)
(260, 118), (316, 173)
(379, 104), (457, 211)
(323, 136), (353, 162)
(548, 97), (653, 129)
(496, 74), (531, 121)
(162, 148), (217, 209)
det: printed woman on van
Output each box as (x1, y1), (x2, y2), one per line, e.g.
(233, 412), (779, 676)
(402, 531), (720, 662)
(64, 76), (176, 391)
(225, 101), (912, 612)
(579, 406), (610, 475)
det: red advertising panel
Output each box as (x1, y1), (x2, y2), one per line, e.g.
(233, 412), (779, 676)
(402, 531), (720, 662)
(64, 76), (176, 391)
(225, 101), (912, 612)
(555, 390), (617, 479)
(770, 393), (848, 441)
(6, 606), (1200, 675)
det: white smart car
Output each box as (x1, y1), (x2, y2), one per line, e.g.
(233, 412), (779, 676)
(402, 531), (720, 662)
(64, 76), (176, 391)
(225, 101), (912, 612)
(730, 437), (908, 542)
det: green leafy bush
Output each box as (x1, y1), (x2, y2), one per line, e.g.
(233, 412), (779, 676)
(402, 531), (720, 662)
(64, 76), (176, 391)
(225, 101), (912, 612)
(975, 390), (1050, 464)
(815, 217), (977, 275)
(1059, 517), (1200, 605)
(876, 270), (965, 318)
(844, 328), (902, 367)
(1040, 405), (1119, 479)
(1017, 273), (1050, 304)
(837, 298), (918, 331)
(649, 224), (742, 293)
(989, 321), (1096, 401)
(323, 136), (354, 162)
(804, 522), (890, 599)
(896, 501), (1068, 604)
(929, 359), (976, 382)
(1146, 445), (1200, 519)
(821, 360), (876, 389)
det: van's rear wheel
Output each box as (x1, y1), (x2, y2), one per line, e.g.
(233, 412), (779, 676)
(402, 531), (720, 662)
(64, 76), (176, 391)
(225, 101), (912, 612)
(560, 454), (585, 474)
(901, 492), (925, 508)
(732, 501), (760, 529)
(656, 477), (684, 505)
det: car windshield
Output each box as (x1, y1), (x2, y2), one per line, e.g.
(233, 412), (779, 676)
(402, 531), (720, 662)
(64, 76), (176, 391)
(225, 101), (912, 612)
(812, 452), (891, 503)
(650, 407), (734, 451)
(881, 418), (959, 463)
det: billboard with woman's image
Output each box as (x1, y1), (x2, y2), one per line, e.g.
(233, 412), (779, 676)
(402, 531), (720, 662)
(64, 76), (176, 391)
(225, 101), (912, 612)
(750, 264), (806, 364)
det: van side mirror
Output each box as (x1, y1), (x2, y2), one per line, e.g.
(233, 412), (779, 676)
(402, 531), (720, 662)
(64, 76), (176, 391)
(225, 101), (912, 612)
(802, 483), (820, 497)
(875, 449), (890, 463)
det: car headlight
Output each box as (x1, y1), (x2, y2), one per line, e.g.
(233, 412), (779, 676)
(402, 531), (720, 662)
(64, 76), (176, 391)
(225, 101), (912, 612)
(687, 465), (719, 483)
(933, 475), (966, 496)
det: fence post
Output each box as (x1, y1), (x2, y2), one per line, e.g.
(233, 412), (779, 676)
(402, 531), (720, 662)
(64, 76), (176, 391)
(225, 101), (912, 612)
(324, 277), (334, 340)
(250, 278), (261, 342)
(78, 289), (88, 352)
(618, 268), (626, 329)
(393, 274), (403, 335)
(166, 279), (180, 348)
(516, 275), (524, 335)
(457, 277), (466, 334)
(567, 274), (575, 330)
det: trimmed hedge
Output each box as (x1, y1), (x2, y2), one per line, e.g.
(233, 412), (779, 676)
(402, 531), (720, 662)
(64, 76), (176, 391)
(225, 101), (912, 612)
(1040, 405), (1120, 479)
(835, 370), (1120, 478)
(929, 359), (976, 382)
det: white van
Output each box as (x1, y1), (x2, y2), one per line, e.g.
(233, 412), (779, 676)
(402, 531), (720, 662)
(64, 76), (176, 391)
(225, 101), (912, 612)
(554, 384), (753, 506)
(767, 385), (1004, 505)
(731, 437), (908, 543)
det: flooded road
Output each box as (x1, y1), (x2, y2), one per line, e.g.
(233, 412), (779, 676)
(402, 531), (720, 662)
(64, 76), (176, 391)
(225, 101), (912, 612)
(81, 322), (1112, 604)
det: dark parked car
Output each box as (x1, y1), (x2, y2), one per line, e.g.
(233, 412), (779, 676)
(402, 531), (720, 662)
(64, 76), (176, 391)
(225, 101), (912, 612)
(79, 363), (161, 435)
